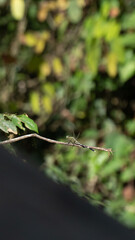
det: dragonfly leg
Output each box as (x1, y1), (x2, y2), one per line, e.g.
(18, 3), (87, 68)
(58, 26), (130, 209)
(90, 148), (95, 152)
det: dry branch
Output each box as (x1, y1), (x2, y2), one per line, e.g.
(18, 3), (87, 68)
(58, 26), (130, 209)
(0, 133), (113, 153)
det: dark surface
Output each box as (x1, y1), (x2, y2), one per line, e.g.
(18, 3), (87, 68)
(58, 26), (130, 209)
(0, 146), (135, 240)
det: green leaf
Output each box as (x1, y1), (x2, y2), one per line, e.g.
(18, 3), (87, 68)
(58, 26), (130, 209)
(18, 114), (38, 133)
(101, 1), (111, 18)
(100, 158), (124, 178)
(0, 114), (8, 133)
(110, 38), (125, 63)
(119, 60), (135, 83)
(0, 114), (38, 134)
(122, 12), (135, 30)
(0, 114), (4, 120)
(0, 114), (17, 134)
(67, 0), (82, 24)
(86, 39), (101, 75)
(120, 164), (135, 182)
(104, 21), (120, 42)
(125, 119), (135, 136)
(4, 121), (17, 134)
(105, 132), (133, 158)
(6, 114), (25, 131)
(121, 33), (135, 48)
(0, 0), (7, 7)
(120, 211), (135, 228)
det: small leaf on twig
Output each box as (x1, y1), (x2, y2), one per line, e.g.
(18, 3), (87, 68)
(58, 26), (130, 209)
(18, 114), (38, 133)
(0, 114), (17, 134)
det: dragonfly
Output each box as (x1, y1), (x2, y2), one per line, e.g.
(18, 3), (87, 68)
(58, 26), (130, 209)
(66, 135), (95, 152)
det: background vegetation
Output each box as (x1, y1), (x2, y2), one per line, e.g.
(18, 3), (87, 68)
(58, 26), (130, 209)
(0, 0), (135, 228)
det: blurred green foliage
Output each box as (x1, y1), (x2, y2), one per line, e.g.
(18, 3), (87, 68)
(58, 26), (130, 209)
(0, 0), (135, 228)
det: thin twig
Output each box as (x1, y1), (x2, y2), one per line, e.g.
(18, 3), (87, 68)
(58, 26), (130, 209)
(0, 133), (112, 153)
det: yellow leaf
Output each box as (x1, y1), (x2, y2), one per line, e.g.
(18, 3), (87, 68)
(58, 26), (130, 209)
(39, 62), (51, 80)
(76, 111), (86, 119)
(10, 0), (25, 20)
(48, 1), (57, 10)
(30, 92), (40, 114)
(107, 52), (117, 77)
(43, 83), (55, 97)
(42, 96), (52, 114)
(37, 2), (49, 22)
(52, 57), (63, 76)
(56, 0), (68, 10)
(24, 33), (37, 47)
(41, 31), (50, 41)
(77, 0), (85, 7)
(54, 13), (65, 26)
(35, 39), (45, 54)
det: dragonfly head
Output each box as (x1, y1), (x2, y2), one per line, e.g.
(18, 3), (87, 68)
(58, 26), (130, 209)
(66, 135), (69, 139)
